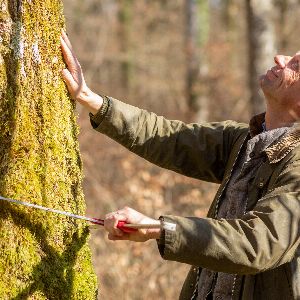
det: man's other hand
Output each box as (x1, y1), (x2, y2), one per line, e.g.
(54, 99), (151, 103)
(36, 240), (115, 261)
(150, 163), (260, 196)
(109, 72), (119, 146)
(104, 207), (161, 242)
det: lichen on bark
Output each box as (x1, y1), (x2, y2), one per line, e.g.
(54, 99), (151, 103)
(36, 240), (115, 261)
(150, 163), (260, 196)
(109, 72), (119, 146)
(0, 0), (98, 298)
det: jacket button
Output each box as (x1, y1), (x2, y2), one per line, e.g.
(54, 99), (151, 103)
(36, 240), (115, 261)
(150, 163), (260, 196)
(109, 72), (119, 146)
(250, 152), (255, 158)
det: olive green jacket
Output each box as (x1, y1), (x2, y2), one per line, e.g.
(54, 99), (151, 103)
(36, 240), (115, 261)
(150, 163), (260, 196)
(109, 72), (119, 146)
(91, 97), (300, 300)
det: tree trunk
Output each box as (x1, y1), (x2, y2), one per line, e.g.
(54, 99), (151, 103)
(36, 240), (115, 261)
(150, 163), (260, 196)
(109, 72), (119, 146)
(118, 0), (134, 95)
(185, 0), (210, 122)
(246, 0), (277, 115)
(275, 0), (289, 51)
(223, 0), (239, 46)
(0, 0), (97, 298)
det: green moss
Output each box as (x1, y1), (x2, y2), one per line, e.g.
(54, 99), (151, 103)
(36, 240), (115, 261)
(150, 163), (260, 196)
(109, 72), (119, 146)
(0, 0), (98, 298)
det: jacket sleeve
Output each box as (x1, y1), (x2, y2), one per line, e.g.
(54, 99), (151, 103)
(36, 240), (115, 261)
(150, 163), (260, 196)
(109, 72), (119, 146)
(91, 96), (248, 183)
(158, 157), (300, 275)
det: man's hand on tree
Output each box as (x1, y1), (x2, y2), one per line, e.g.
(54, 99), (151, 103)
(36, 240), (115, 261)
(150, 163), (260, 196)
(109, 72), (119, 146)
(60, 30), (103, 114)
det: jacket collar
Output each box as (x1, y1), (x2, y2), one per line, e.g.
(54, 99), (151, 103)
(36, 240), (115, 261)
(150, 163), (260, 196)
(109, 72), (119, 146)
(249, 113), (266, 137)
(249, 113), (300, 164)
(265, 128), (300, 163)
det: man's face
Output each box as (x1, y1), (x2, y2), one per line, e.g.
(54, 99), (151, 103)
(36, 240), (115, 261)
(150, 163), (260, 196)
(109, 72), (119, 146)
(260, 53), (300, 112)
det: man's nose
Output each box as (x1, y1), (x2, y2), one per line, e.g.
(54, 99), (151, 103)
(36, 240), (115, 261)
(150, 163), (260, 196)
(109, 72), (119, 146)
(274, 55), (291, 68)
(274, 55), (286, 68)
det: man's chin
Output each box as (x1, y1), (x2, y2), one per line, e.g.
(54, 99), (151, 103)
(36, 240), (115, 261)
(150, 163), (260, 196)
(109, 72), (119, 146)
(260, 74), (273, 88)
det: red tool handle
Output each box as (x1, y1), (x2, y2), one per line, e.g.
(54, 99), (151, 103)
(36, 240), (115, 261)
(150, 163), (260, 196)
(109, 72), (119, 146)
(117, 221), (138, 233)
(91, 218), (137, 233)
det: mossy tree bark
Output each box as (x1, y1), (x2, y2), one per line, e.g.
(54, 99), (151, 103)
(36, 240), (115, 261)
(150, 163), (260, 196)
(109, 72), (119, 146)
(0, 0), (98, 298)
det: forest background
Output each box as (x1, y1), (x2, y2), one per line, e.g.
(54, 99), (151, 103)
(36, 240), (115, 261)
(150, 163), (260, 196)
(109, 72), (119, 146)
(62, 0), (300, 299)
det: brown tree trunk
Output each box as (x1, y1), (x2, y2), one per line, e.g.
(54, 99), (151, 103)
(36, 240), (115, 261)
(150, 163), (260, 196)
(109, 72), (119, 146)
(275, 0), (289, 51)
(246, 0), (277, 115)
(185, 0), (210, 122)
(119, 0), (134, 95)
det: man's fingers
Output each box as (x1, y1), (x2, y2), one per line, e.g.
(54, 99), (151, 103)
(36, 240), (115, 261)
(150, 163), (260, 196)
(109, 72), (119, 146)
(113, 218), (126, 236)
(62, 69), (78, 94)
(60, 36), (79, 70)
(108, 233), (129, 241)
(61, 30), (73, 50)
(104, 213), (127, 237)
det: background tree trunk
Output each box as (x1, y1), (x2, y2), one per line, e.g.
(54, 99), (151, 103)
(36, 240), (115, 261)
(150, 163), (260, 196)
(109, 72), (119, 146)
(0, 0), (97, 298)
(246, 0), (277, 115)
(222, 0), (239, 49)
(118, 0), (134, 95)
(275, 0), (289, 51)
(185, 0), (210, 122)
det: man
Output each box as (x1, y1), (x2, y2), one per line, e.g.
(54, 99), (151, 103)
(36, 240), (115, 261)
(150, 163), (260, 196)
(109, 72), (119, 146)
(61, 31), (300, 299)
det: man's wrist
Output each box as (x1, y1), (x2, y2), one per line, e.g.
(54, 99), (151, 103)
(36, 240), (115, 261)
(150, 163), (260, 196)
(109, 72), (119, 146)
(147, 228), (161, 240)
(85, 92), (104, 115)
(77, 87), (104, 114)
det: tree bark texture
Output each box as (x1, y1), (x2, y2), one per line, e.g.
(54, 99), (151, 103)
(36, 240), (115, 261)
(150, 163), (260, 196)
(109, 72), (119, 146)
(246, 0), (277, 115)
(0, 0), (97, 298)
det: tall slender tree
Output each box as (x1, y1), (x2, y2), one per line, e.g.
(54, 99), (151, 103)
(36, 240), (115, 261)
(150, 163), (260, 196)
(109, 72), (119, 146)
(223, 0), (239, 47)
(119, 0), (134, 94)
(246, 0), (277, 115)
(185, 0), (210, 122)
(275, 0), (289, 51)
(0, 0), (97, 298)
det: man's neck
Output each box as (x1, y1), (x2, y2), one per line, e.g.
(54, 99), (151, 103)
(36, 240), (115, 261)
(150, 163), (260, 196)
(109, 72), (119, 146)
(263, 93), (299, 130)
(265, 109), (295, 130)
